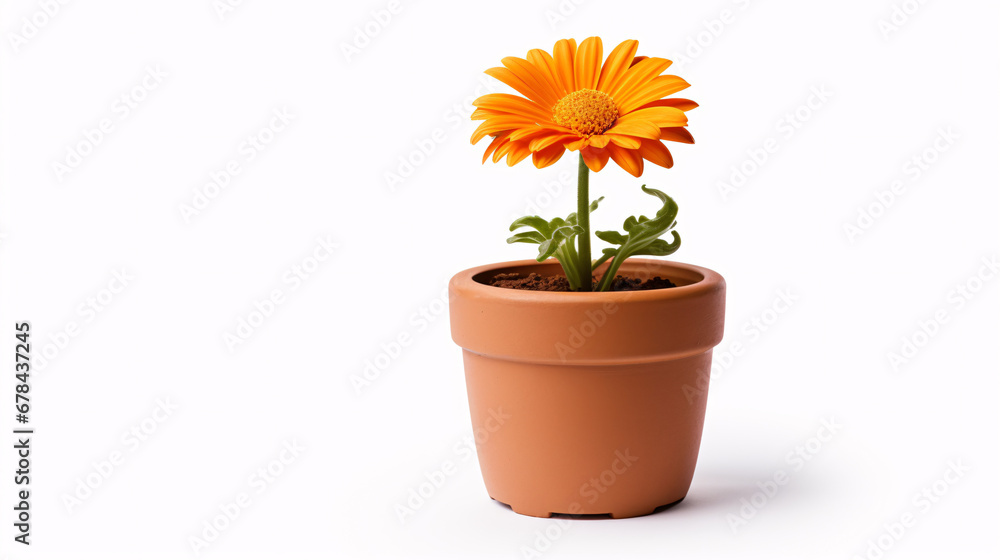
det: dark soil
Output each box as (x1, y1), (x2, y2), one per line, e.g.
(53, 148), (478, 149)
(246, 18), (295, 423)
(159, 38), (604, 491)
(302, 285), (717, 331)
(489, 272), (676, 292)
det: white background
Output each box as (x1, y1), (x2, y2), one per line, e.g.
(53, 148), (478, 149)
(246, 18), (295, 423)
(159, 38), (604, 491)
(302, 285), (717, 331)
(1, 0), (998, 558)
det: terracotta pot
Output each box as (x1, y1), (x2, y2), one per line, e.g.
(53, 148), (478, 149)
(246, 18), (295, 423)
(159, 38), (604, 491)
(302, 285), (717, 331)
(448, 258), (726, 519)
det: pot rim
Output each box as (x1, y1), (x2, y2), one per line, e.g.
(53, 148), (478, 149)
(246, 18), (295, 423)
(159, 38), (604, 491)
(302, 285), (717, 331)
(450, 258), (724, 304)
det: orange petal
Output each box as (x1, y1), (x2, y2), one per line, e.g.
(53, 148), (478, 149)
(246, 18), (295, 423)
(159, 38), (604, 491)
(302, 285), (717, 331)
(526, 48), (566, 98)
(482, 134), (510, 163)
(587, 135), (611, 149)
(607, 144), (644, 177)
(506, 142), (532, 166)
(597, 39), (639, 94)
(606, 134), (641, 149)
(618, 75), (691, 114)
(471, 107), (550, 123)
(605, 119), (661, 139)
(484, 67), (551, 108)
(660, 127), (695, 144)
(532, 143), (566, 168)
(574, 36), (603, 90)
(471, 117), (537, 144)
(618, 106), (687, 127)
(470, 108), (508, 121)
(637, 98), (699, 112)
(509, 125), (567, 142)
(552, 38), (577, 97)
(493, 138), (515, 163)
(502, 56), (562, 107)
(581, 146), (610, 172)
(638, 138), (674, 168)
(609, 57), (672, 100)
(529, 133), (577, 152)
(474, 93), (552, 123)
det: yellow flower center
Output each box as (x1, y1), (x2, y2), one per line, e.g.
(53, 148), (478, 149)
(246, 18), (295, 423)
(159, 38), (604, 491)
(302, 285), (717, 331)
(552, 89), (619, 137)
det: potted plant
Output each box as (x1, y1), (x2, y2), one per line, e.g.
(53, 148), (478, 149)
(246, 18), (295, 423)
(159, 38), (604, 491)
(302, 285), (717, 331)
(449, 37), (726, 519)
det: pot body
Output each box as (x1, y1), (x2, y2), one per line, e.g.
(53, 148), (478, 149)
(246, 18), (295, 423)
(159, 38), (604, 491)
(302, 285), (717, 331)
(449, 259), (726, 518)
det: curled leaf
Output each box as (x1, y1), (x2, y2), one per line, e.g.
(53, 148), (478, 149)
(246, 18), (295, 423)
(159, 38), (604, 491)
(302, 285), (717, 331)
(594, 185), (681, 291)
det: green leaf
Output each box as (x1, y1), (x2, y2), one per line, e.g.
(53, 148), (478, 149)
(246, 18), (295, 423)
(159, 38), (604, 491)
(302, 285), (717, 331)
(507, 199), (603, 288)
(595, 230), (628, 245)
(594, 185), (682, 291)
(632, 232), (681, 256)
(537, 225), (583, 261)
(506, 231), (547, 244)
(509, 216), (552, 235)
(566, 196), (604, 226)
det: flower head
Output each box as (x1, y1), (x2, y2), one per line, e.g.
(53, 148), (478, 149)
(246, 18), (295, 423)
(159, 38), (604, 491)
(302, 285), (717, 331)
(471, 37), (697, 177)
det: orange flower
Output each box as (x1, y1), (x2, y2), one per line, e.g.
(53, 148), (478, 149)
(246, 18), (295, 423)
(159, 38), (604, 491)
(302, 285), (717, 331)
(471, 37), (697, 178)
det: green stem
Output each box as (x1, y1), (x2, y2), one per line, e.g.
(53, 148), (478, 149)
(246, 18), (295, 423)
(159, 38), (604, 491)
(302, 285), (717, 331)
(596, 251), (626, 292)
(576, 154), (592, 291)
(591, 251), (612, 272)
(557, 246), (581, 291)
